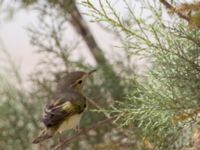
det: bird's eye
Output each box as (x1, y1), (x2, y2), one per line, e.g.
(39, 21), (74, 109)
(78, 80), (82, 84)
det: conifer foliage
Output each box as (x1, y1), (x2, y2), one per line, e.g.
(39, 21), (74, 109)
(84, 0), (200, 149)
(1, 0), (200, 150)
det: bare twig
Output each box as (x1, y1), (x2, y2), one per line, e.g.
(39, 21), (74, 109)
(52, 116), (116, 150)
(87, 97), (102, 110)
(87, 97), (111, 118)
(160, 0), (189, 21)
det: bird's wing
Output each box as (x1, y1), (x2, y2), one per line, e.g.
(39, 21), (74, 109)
(43, 93), (86, 128)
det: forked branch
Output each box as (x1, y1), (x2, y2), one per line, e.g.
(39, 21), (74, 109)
(160, 0), (189, 21)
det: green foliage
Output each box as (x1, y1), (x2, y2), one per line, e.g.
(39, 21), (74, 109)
(0, 49), (41, 150)
(1, 0), (200, 150)
(83, 0), (200, 149)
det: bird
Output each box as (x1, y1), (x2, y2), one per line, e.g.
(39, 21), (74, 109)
(32, 70), (96, 144)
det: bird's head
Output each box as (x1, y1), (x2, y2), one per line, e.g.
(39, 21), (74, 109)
(57, 69), (96, 93)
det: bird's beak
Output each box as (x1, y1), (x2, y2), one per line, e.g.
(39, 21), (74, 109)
(87, 69), (97, 77)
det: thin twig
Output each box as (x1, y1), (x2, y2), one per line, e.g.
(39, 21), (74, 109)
(87, 97), (102, 110)
(160, 0), (189, 21)
(87, 97), (111, 118)
(52, 116), (116, 150)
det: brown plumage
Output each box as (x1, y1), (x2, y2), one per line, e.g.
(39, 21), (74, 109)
(32, 70), (96, 144)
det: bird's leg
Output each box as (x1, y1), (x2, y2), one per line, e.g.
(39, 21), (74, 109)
(75, 124), (88, 136)
(50, 133), (64, 150)
(75, 124), (80, 132)
(58, 132), (65, 150)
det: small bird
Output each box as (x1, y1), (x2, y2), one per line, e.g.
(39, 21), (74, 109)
(32, 70), (96, 144)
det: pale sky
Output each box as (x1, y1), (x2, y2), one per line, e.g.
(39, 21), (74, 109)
(0, 0), (180, 80)
(0, 9), (38, 77)
(0, 1), (123, 80)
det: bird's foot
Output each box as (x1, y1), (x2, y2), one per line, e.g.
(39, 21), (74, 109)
(75, 125), (80, 132)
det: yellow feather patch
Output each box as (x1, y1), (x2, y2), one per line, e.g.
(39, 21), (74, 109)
(53, 100), (60, 106)
(62, 101), (72, 111)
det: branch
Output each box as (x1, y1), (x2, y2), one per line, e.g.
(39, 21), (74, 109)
(87, 97), (111, 118)
(87, 97), (102, 110)
(52, 116), (116, 150)
(160, 0), (189, 21)
(58, 0), (108, 66)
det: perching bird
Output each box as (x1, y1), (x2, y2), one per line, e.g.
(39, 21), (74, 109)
(32, 70), (96, 144)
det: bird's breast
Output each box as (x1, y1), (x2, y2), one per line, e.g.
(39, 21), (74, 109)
(57, 114), (82, 133)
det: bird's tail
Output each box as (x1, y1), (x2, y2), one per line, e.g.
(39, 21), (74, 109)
(32, 128), (55, 144)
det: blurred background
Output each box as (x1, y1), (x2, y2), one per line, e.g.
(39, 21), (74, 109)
(0, 1), (138, 149)
(1, 0), (200, 150)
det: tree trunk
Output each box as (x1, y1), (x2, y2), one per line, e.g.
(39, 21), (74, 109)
(59, 1), (124, 99)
